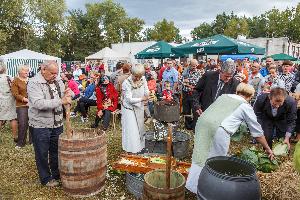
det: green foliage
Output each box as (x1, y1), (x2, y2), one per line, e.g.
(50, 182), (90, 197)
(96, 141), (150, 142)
(224, 17), (249, 38)
(231, 123), (248, 142)
(146, 19), (181, 42)
(238, 146), (279, 173)
(60, 0), (144, 61)
(273, 142), (288, 156)
(191, 23), (214, 40)
(294, 141), (300, 173)
(247, 15), (267, 38)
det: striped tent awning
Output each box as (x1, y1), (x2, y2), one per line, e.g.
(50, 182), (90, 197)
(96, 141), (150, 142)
(5, 59), (44, 78)
(0, 49), (61, 77)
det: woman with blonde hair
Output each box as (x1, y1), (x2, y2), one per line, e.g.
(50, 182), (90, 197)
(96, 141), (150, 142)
(11, 65), (31, 148)
(121, 64), (149, 153)
(186, 83), (274, 194)
(0, 61), (18, 142)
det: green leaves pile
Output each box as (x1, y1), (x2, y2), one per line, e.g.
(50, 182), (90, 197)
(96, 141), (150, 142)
(238, 146), (279, 173)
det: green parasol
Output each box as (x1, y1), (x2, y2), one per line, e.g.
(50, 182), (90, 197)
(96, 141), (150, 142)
(172, 34), (265, 55)
(135, 41), (185, 59)
(262, 53), (298, 61)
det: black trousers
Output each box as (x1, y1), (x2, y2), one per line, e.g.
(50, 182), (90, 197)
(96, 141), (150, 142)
(94, 110), (112, 130)
(74, 97), (97, 118)
(16, 107), (31, 146)
(264, 126), (285, 148)
(182, 92), (196, 129)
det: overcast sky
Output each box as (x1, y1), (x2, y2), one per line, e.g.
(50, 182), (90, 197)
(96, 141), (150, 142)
(66, 0), (298, 37)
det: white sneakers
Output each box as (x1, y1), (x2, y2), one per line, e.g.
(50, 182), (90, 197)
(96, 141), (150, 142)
(45, 179), (59, 187)
(81, 116), (88, 123)
(70, 112), (77, 118)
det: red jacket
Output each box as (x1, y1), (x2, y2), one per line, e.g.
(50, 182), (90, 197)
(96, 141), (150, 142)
(95, 83), (118, 112)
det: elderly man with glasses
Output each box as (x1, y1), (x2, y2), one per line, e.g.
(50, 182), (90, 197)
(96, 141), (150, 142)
(27, 61), (72, 187)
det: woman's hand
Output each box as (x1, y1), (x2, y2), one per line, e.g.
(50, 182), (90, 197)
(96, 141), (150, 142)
(97, 110), (103, 117)
(22, 97), (29, 103)
(265, 148), (275, 160)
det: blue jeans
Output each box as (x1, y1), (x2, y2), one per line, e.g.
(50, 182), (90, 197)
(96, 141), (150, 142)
(31, 126), (63, 185)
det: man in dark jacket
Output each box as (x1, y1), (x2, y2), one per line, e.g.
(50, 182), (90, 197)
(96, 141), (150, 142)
(192, 59), (240, 121)
(254, 87), (297, 148)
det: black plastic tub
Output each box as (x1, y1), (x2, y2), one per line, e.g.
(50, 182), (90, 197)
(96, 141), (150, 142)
(145, 131), (190, 159)
(197, 156), (261, 200)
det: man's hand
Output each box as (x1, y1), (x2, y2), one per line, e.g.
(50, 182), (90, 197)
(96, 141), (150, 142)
(64, 88), (73, 97)
(97, 110), (103, 117)
(61, 96), (72, 105)
(195, 108), (203, 116)
(142, 96), (149, 101)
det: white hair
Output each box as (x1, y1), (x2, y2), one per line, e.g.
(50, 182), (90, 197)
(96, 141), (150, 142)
(17, 65), (29, 73)
(131, 64), (145, 76)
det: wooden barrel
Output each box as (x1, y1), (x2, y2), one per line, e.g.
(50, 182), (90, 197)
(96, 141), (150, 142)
(143, 169), (185, 200)
(58, 128), (107, 198)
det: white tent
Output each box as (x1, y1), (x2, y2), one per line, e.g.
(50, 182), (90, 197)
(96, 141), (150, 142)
(0, 49), (61, 77)
(85, 47), (129, 74)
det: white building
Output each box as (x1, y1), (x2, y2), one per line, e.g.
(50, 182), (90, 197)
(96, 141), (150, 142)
(240, 37), (300, 58)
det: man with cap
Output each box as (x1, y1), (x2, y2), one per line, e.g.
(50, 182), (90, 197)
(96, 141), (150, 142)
(278, 60), (295, 93)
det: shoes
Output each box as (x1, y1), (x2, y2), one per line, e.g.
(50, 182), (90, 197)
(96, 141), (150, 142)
(13, 138), (18, 143)
(15, 146), (22, 149)
(70, 112), (77, 118)
(81, 116), (88, 123)
(45, 179), (59, 187)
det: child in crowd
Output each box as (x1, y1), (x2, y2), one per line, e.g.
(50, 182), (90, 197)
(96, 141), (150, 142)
(162, 81), (173, 101)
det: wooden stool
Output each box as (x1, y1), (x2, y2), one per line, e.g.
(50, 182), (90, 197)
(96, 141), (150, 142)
(112, 109), (121, 131)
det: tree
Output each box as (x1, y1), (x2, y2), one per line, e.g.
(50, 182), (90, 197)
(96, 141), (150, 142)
(27, 0), (66, 56)
(290, 3), (300, 42)
(0, 0), (37, 54)
(191, 23), (214, 40)
(212, 12), (234, 34)
(146, 19), (182, 42)
(247, 15), (267, 38)
(60, 0), (145, 60)
(224, 17), (249, 38)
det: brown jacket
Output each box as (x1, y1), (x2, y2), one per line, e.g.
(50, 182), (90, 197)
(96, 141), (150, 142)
(11, 77), (28, 107)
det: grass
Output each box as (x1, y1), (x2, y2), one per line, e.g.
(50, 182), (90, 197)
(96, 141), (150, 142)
(0, 110), (299, 199)
(0, 112), (196, 200)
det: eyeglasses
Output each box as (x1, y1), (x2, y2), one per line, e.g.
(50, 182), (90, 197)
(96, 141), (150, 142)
(167, 63), (173, 65)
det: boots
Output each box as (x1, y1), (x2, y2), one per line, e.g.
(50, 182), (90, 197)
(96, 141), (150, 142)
(91, 116), (100, 128)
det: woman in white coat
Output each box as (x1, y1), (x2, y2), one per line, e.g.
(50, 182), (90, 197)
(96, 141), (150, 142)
(121, 64), (149, 153)
(186, 83), (274, 194)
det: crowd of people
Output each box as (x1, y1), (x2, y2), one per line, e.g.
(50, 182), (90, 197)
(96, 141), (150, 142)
(0, 56), (299, 190)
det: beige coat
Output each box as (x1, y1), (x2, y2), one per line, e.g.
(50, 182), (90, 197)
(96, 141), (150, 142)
(27, 72), (65, 128)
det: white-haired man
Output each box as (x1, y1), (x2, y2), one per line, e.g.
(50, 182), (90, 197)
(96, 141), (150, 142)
(27, 61), (72, 187)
